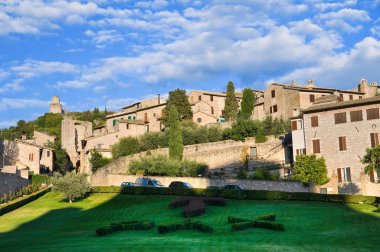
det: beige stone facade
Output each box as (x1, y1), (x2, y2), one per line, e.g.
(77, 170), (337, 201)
(15, 140), (53, 174)
(49, 96), (63, 114)
(292, 96), (380, 194)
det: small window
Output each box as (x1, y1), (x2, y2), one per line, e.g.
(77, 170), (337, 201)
(273, 105), (278, 113)
(47, 151), (50, 157)
(359, 96), (362, 99)
(311, 116), (318, 127)
(334, 112), (347, 124)
(339, 136), (347, 151)
(337, 167), (351, 182)
(197, 118), (202, 123)
(113, 119), (116, 126)
(296, 148), (306, 156)
(211, 107), (214, 114)
(199, 95), (202, 101)
(339, 94), (344, 101)
(153, 113), (156, 117)
(349, 95), (353, 100)
(350, 110), (363, 122)
(367, 108), (379, 120)
(312, 139), (320, 154)
(309, 94), (315, 103)
(126, 124), (130, 130)
(210, 95), (213, 102)
(271, 90), (275, 98)
(291, 121), (298, 131)
(370, 133), (379, 148)
(29, 153), (34, 161)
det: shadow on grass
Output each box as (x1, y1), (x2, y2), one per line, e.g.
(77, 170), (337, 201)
(0, 189), (380, 251)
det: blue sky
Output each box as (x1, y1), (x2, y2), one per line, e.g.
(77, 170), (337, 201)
(1, 0), (380, 128)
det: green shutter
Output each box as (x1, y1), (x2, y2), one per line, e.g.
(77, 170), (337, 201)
(113, 120), (116, 126)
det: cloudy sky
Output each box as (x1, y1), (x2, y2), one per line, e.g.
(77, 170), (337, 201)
(1, 0), (380, 128)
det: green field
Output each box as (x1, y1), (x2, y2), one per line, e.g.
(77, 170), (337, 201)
(0, 192), (379, 252)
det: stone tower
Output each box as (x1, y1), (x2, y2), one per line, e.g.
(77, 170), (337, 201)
(49, 96), (63, 114)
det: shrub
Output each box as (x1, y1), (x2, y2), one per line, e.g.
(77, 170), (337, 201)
(111, 137), (140, 160)
(139, 132), (168, 151)
(256, 214), (276, 221)
(228, 216), (251, 223)
(89, 149), (112, 173)
(293, 154), (329, 185)
(180, 159), (208, 177)
(157, 220), (213, 234)
(51, 172), (91, 203)
(250, 168), (278, 180)
(223, 119), (264, 141)
(237, 168), (248, 179)
(30, 174), (49, 186)
(231, 220), (284, 231)
(183, 199), (206, 217)
(96, 220), (155, 236)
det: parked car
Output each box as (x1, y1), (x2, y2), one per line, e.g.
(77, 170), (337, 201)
(134, 177), (164, 187)
(120, 182), (134, 187)
(168, 181), (192, 188)
(223, 184), (244, 190)
(206, 186), (220, 189)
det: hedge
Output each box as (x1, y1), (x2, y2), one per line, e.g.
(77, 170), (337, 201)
(157, 220), (213, 234)
(0, 187), (51, 216)
(92, 186), (380, 205)
(231, 220), (285, 231)
(96, 220), (155, 236)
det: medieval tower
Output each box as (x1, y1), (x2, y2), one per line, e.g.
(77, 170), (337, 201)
(49, 96), (63, 114)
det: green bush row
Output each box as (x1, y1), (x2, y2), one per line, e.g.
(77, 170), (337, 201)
(227, 216), (251, 223)
(231, 220), (285, 231)
(92, 186), (380, 205)
(0, 184), (46, 204)
(0, 187), (51, 216)
(256, 213), (276, 221)
(96, 220), (155, 236)
(157, 220), (213, 234)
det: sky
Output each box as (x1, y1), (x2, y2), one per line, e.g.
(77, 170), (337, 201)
(1, 0), (380, 128)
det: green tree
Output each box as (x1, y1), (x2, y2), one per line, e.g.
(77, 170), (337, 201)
(240, 88), (255, 119)
(89, 149), (112, 173)
(111, 137), (140, 159)
(223, 81), (239, 121)
(46, 141), (68, 173)
(168, 105), (183, 160)
(293, 154), (329, 185)
(51, 172), (91, 203)
(362, 146), (380, 175)
(162, 89), (193, 125)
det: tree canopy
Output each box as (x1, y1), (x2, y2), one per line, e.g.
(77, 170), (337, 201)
(293, 154), (329, 185)
(223, 81), (239, 121)
(162, 89), (193, 125)
(168, 104), (183, 160)
(240, 88), (255, 119)
(362, 146), (380, 175)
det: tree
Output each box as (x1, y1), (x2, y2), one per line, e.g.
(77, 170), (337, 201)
(223, 81), (239, 121)
(162, 89), (193, 125)
(293, 154), (329, 185)
(3, 140), (18, 165)
(46, 141), (68, 173)
(168, 105), (183, 160)
(51, 172), (91, 203)
(89, 149), (112, 173)
(362, 146), (380, 176)
(111, 137), (140, 159)
(240, 88), (255, 119)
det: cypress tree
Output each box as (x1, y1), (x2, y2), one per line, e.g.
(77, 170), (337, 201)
(168, 105), (183, 160)
(240, 88), (255, 120)
(162, 89), (193, 125)
(223, 81), (239, 121)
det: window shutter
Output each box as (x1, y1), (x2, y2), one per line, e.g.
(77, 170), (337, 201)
(367, 108), (380, 120)
(311, 116), (318, 127)
(313, 140), (320, 154)
(346, 168), (351, 182)
(337, 168), (342, 183)
(291, 121), (297, 131)
(370, 133), (379, 148)
(310, 94), (315, 102)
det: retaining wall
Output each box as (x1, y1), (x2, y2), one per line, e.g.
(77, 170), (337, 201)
(0, 173), (29, 195)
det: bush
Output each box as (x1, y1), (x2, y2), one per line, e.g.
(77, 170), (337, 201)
(231, 220), (284, 231)
(250, 168), (278, 180)
(256, 214), (276, 221)
(139, 132), (168, 151)
(157, 220), (213, 234)
(51, 172), (91, 203)
(89, 149), (112, 173)
(30, 174), (49, 186)
(129, 155), (208, 177)
(111, 137), (140, 160)
(170, 196), (226, 217)
(228, 216), (251, 223)
(293, 154), (329, 185)
(237, 168), (248, 179)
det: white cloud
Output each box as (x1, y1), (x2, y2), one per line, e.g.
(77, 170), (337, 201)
(135, 0), (169, 10)
(314, 0), (357, 11)
(0, 98), (49, 111)
(106, 98), (139, 110)
(55, 80), (89, 89)
(11, 60), (77, 79)
(317, 8), (370, 33)
(85, 29), (124, 48)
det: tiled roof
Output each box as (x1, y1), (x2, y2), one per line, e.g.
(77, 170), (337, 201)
(302, 96), (380, 113)
(313, 94), (341, 104)
(271, 83), (364, 94)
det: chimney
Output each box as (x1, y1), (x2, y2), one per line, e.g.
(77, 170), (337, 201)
(158, 94), (160, 105)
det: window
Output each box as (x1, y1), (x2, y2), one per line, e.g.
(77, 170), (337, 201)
(350, 110), (363, 122)
(211, 107), (214, 114)
(153, 113), (156, 117)
(197, 118), (202, 123)
(210, 95), (213, 102)
(359, 96), (363, 99)
(126, 124), (130, 130)
(334, 112), (347, 124)
(339, 94), (344, 101)
(47, 151), (50, 157)
(113, 119), (116, 126)
(339, 136), (347, 151)
(349, 95), (353, 100)
(291, 120), (298, 131)
(198, 95), (202, 101)
(312, 139), (320, 154)
(296, 148), (306, 155)
(337, 167), (351, 182)
(272, 105), (278, 113)
(311, 116), (318, 127)
(309, 94), (315, 103)
(367, 108), (379, 120)
(271, 90), (275, 98)
(29, 153), (34, 161)
(370, 133), (379, 147)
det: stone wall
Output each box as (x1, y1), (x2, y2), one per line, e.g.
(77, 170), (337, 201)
(90, 171), (309, 192)
(0, 172), (29, 196)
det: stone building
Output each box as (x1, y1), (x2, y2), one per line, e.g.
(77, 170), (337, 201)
(15, 140), (54, 174)
(291, 96), (380, 194)
(49, 96), (63, 114)
(253, 80), (365, 121)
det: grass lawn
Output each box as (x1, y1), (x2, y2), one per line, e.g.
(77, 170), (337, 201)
(0, 192), (379, 252)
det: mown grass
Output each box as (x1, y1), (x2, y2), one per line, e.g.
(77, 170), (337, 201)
(0, 192), (379, 252)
